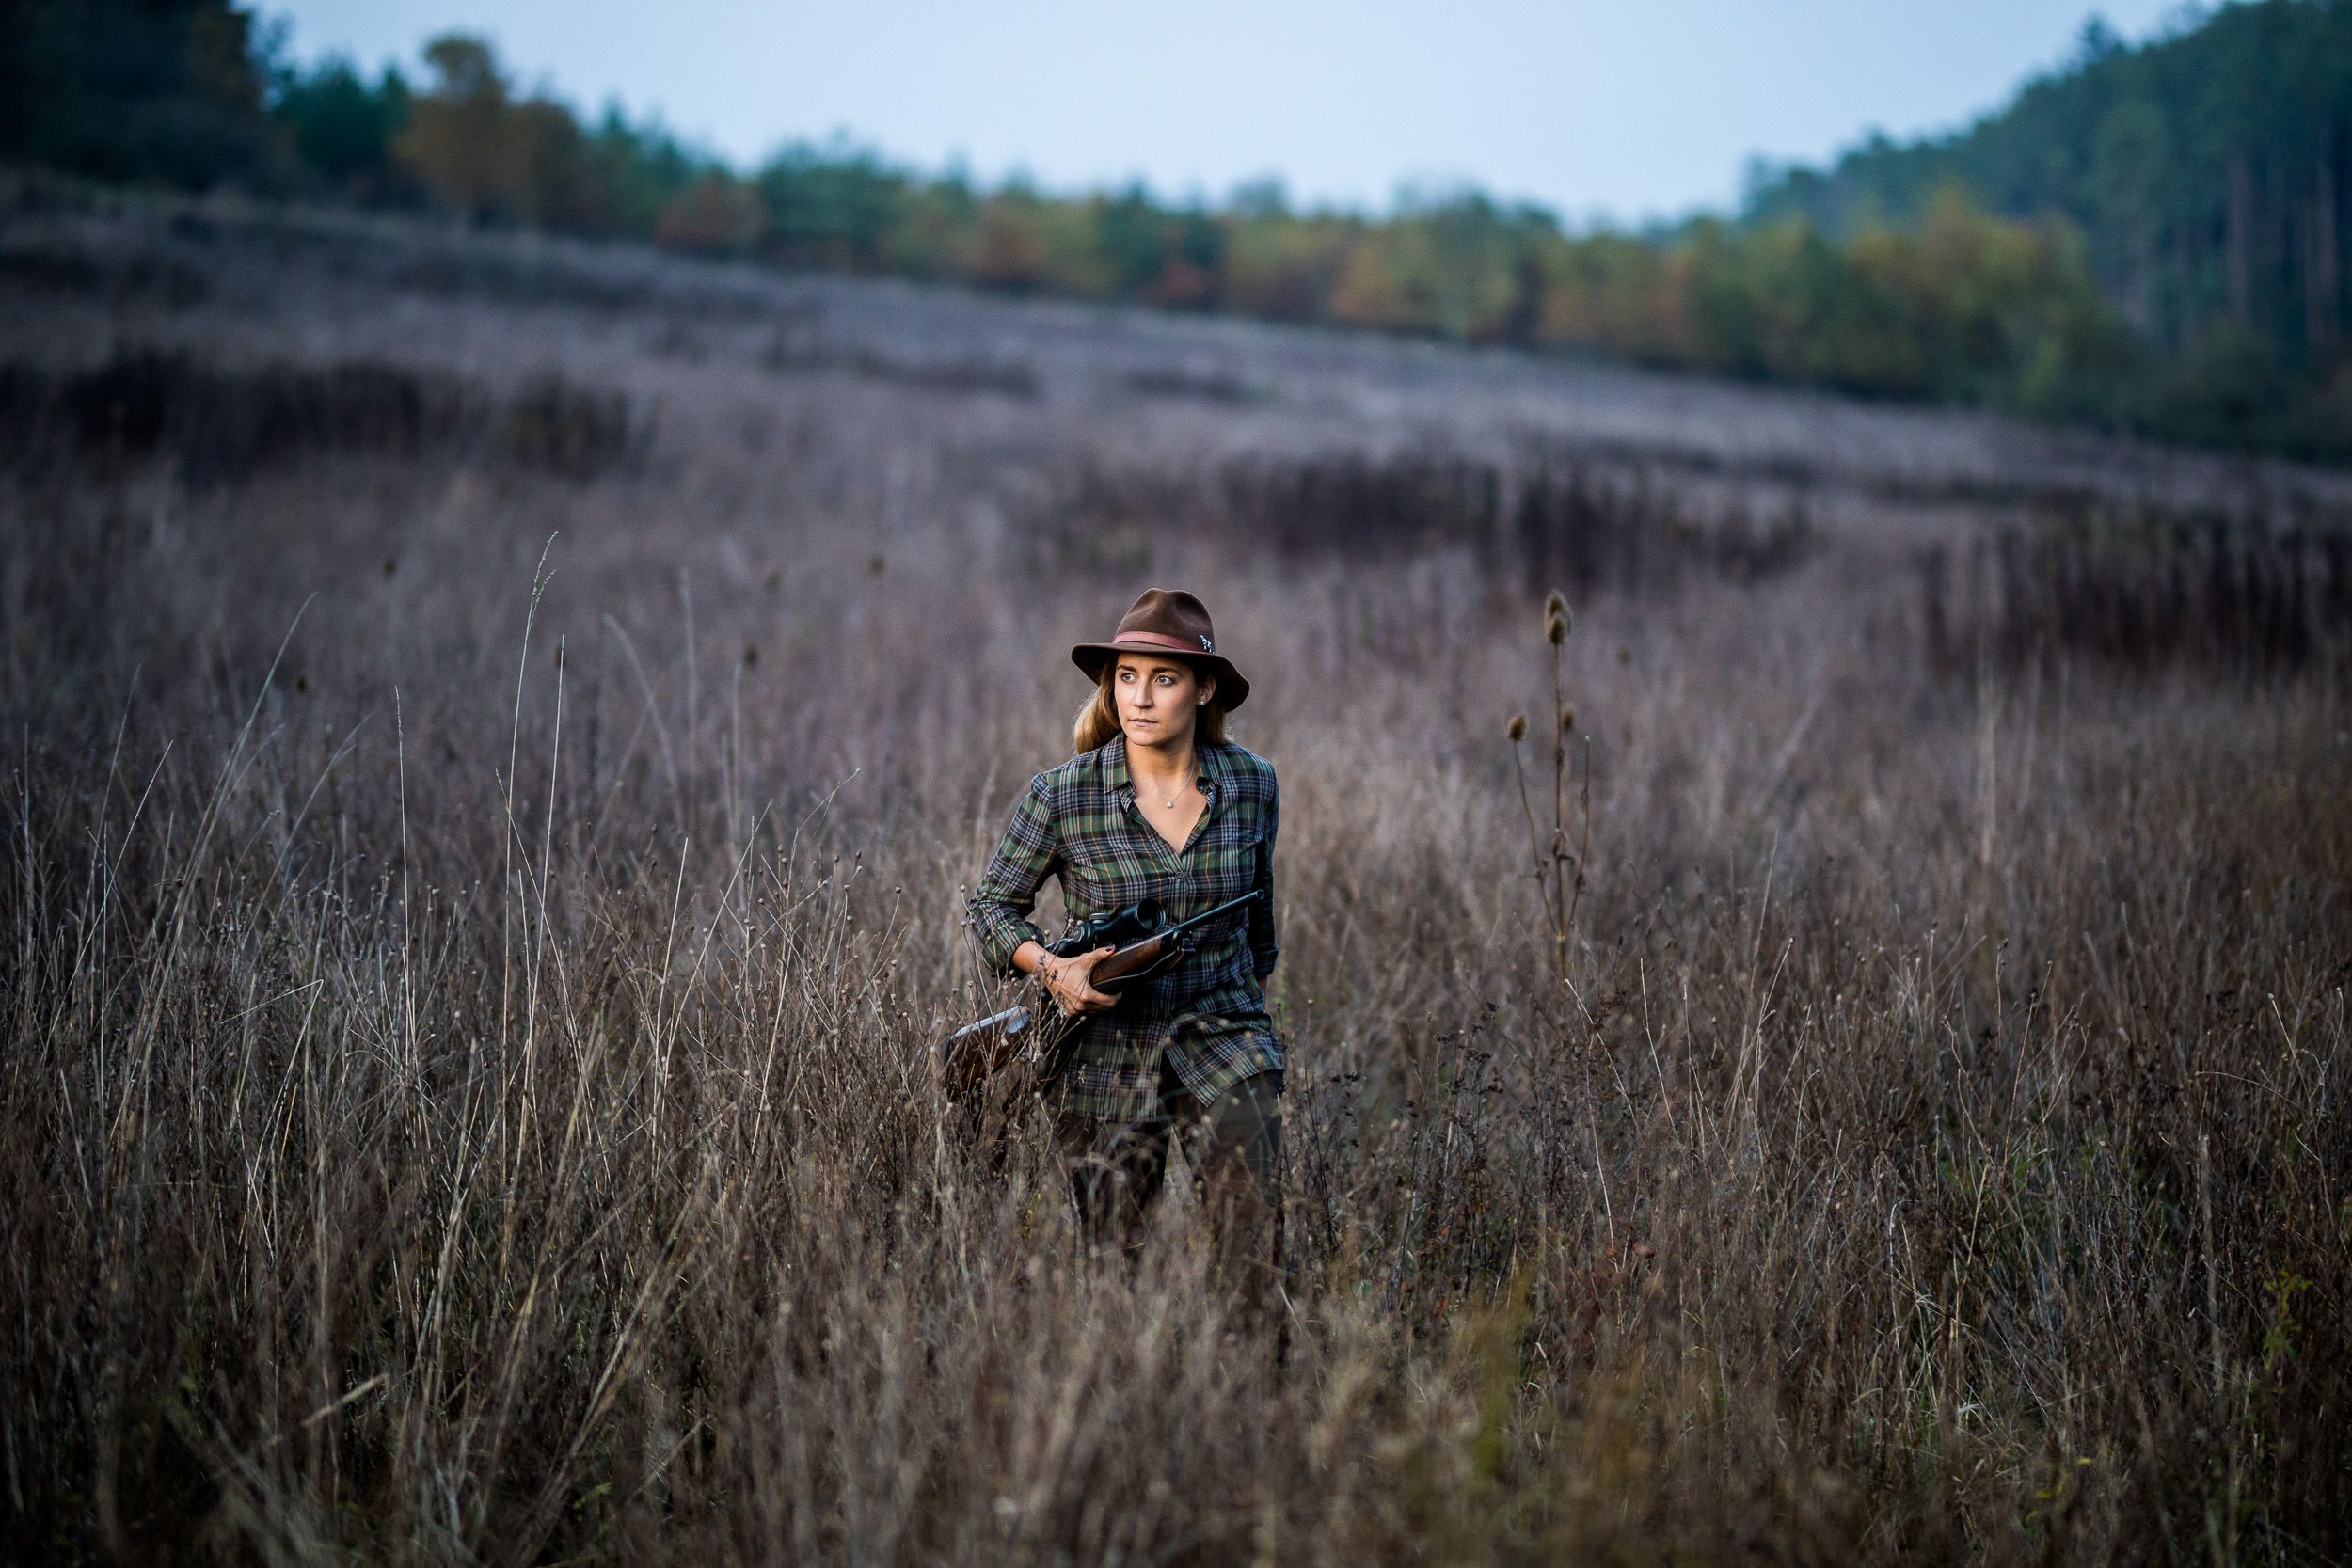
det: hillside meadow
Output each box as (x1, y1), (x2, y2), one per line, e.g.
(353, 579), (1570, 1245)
(3, 192), (2349, 1565)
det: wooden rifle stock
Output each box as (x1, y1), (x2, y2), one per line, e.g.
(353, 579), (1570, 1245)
(936, 889), (1264, 1101)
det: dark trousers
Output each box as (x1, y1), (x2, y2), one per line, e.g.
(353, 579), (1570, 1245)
(1056, 1060), (1284, 1319)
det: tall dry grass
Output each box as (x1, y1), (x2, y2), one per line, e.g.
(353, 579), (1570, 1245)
(3, 200), (2350, 1565)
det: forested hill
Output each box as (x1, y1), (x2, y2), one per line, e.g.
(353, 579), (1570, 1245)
(4, 0), (2349, 464)
(1748, 3), (2351, 396)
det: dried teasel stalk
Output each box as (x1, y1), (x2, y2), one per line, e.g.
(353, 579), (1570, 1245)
(1544, 589), (1570, 645)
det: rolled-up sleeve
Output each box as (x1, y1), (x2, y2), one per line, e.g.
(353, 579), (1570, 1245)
(1248, 777), (1279, 979)
(966, 773), (1060, 976)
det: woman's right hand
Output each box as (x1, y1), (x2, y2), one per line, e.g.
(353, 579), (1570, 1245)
(1041, 944), (1119, 1017)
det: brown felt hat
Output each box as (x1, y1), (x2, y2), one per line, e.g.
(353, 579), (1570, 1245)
(1071, 587), (1249, 710)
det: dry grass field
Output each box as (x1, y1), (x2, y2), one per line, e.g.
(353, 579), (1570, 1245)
(4, 184), (2350, 1565)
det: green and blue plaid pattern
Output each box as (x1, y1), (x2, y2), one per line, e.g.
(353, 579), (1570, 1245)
(967, 734), (1283, 1122)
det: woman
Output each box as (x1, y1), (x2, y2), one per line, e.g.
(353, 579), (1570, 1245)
(966, 587), (1283, 1300)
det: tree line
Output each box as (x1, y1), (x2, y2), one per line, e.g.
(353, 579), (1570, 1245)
(1748, 3), (2352, 457)
(5, 0), (2346, 462)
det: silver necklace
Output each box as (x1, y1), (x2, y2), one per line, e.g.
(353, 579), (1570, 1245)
(1143, 756), (1194, 810)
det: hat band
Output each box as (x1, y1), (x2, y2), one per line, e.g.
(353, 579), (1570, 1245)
(1108, 630), (1211, 653)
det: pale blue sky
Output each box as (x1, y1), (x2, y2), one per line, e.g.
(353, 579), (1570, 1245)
(267, 0), (2198, 225)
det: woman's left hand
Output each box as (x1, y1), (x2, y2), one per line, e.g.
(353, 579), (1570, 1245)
(1041, 944), (1120, 1017)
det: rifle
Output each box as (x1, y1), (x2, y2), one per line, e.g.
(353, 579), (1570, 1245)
(937, 889), (1265, 1101)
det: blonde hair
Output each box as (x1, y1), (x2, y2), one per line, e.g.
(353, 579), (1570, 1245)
(1073, 659), (1228, 754)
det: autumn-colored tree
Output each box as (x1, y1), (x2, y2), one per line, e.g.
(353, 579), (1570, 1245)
(395, 34), (599, 228)
(881, 174), (980, 279)
(655, 172), (762, 254)
(1531, 230), (1675, 361)
(1327, 192), (1547, 341)
(499, 97), (599, 228)
(1223, 205), (1354, 322)
(968, 186), (1053, 293)
(393, 35), (508, 217)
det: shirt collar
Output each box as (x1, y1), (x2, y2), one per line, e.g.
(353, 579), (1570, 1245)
(1104, 731), (1221, 802)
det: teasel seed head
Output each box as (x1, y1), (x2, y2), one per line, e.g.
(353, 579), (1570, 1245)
(1506, 712), (1528, 742)
(1544, 590), (1570, 644)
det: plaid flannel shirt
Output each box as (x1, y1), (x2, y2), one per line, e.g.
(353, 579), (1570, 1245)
(966, 734), (1282, 1122)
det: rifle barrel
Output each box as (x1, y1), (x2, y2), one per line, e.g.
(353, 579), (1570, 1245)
(1159, 887), (1263, 938)
(1091, 889), (1264, 990)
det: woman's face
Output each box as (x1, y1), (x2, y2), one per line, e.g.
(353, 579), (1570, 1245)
(1115, 654), (1213, 749)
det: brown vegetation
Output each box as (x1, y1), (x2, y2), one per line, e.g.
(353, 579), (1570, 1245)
(0, 349), (648, 486)
(2, 198), (2348, 1565)
(1920, 516), (2352, 680)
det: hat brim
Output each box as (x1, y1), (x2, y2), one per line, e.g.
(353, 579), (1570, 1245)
(1071, 639), (1249, 710)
